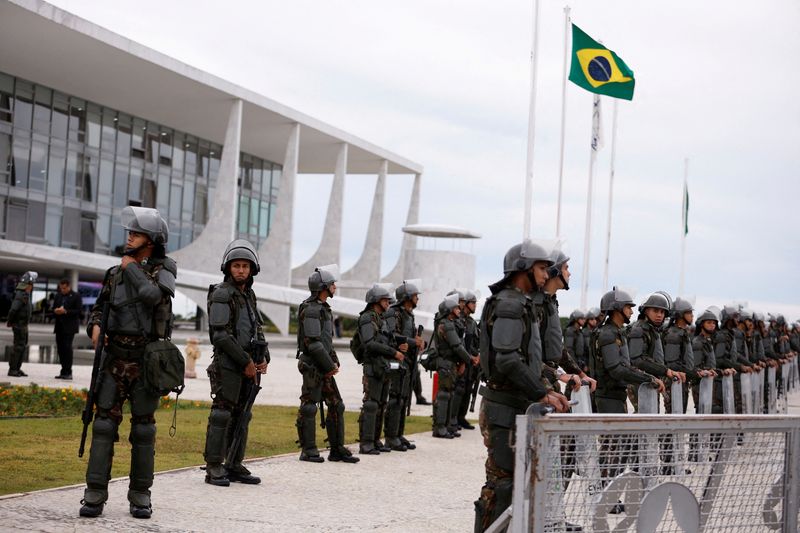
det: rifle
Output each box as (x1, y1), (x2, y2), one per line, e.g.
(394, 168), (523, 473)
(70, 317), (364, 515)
(79, 301), (109, 458)
(406, 325), (424, 416)
(226, 373), (262, 466)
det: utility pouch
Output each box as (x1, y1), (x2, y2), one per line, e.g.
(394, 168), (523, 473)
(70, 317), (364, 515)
(419, 345), (438, 371)
(143, 339), (186, 396)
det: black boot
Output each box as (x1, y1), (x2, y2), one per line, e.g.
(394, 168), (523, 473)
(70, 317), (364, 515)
(79, 501), (104, 518)
(328, 447), (360, 463)
(129, 503), (152, 519)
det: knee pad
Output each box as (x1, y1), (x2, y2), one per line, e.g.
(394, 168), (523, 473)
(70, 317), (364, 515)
(333, 401), (345, 418)
(129, 423), (156, 446)
(92, 416), (116, 440)
(436, 390), (451, 404)
(362, 399), (379, 415)
(300, 402), (318, 419)
(209, 408), (232, 429)
(386, 396), (401, 411)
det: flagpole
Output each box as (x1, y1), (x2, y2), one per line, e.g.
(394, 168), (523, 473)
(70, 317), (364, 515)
(678, 158), (689, 295)
(601, 99), (619, 292)
(522, 0), (541, 240)
(555, 5), (571, 237)
(580, 95), (601, 309)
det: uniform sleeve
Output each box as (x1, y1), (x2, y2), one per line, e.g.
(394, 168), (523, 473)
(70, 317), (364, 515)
(599, 329), (654, 385)
(7, 293), (22, 323)
(443, 320), (472, 364)
(209, 287), (250, 369)
(714, 333), (739, 370)
(628, 326), (669, 377)
(359, 313), (396, 359)
(86, 268), (114, 338)
(302, 305), (336, 373)
(123, 262), (163, 306)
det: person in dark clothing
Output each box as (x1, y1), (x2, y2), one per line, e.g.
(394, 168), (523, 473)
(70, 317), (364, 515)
(53, 279), (83, 379)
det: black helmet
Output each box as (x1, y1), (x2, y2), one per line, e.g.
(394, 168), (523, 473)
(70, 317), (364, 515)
(121, 206), (169, 245)
(220, 239), (260, 275)
(308, 264), (339, 293)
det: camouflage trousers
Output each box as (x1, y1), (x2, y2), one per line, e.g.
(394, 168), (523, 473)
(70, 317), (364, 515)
(9, 325), (28, 372)
(296, 359), (346, 454)
(359, 360), (389, 444)
(84, 344), (160, 507)
(474, 399), (517, 532)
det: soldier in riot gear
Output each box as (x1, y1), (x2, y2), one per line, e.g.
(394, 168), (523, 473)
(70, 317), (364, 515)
(6, 271), (36, 377)
(203, 240), (269, 487)
(433, 293), (476, 439)
(714, 306), (754, 413)
(357, 283), (406, 454)
(474, 240), (570, 532)
(581, 307), (602, 373)
(661, 297), (695, 413)
(627, 292), (685, 412)
(564, 309), (586, 373)
(79, 207), (176, 519)
(295, 265), (358, 464)
(740, 309), (767, 370)
(444, 289), (473, 431)
(383, 279), (425, 450)
(691, 308), (724, 413)
(456, 289), (481, 430)
(591, 287), (663, 498)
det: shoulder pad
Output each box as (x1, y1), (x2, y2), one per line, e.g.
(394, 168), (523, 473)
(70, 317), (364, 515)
(383, 307), (397, 319)
(494, 297), (525, 319)
(302, 301), (321, 319)
(156, 264), (176, 296)
(358, 310), (375, 326)
(211, 284), (234, 303)
(598, 326), (621, 347)
(627, 324), (644, 339)
(159, 256), (178, 276)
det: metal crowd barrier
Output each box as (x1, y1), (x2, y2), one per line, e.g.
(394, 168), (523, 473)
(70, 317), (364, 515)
(487, 369), (800, 533)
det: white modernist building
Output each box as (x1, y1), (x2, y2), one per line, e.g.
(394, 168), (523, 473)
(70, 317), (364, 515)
(0, 0), (432, 331)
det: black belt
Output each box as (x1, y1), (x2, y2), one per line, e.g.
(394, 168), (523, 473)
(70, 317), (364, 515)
(478, 385), (531, 411)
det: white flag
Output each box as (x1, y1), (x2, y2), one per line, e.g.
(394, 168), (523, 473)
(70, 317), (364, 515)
(591, 95), (603, 151)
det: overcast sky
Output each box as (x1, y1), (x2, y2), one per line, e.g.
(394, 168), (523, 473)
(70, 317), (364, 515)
(49, 0), (800, 319)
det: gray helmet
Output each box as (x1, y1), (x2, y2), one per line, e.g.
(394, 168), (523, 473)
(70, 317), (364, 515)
(569, 309), (585, 322)
(585, 307), (601, 320)
(502, 239), (557, 275)
(396, 278), (422, 302)
(721, 305), (740, 324)
(20, 271), (38, 285)
(640, 291), (672, 314)
(308, 264), (339, 293)
(546, 250), (570, 289)
(464, 290), (478, 304)
(672, 297), (693, 317)
(696, 307), (720, 325)
(447, 288), (467, 301)
(365, 283), (393, 304)
(220, 239), (260, 275)
(120, 206), (169, 245)
(739, 308), (754, 321)
(600, 286), (635, 314)
(776, 314), (787, 326)
(754, 311), (766, 324)
(441, 293), (461, 314)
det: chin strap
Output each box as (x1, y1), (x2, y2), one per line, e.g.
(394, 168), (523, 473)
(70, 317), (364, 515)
(559, 273), (569, 291)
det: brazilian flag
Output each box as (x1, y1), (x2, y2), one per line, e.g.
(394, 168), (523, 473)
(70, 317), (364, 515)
(569, 24), (635, 101)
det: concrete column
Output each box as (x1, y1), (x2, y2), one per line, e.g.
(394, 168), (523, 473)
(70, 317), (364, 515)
(291, 142), (347, 285)
(341, 159), (386, 288)
(382, 173), (421, 284)
(172, 98), (242, 270)
(66, 269), (79, 290)
(257, 123), (300, 334)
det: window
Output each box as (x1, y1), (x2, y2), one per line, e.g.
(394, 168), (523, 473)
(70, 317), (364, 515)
(51, 94), (69, 139)
(13, 81), (33, 130)
(169, 182), (182, 218)
(80, 215), (95, 252)
(181, 179), (194, 221)
(68, 98), (86, 143)
(65, 150), (83, 198)
(7, 203), (26, 241)
(98, 158), (113, 204)
(96, 213), (111, 252)
(194, 186), (207, 224)
(0, 132), (10, 184)
(113, 163), (129, 207)
(32, 86), (51, 134)
(83, 155), (98, 202)
(116, 116), (132, 157)
(45, 204), (62, 246)
(156, 172), (169, 212)
(27, 200), (45, 240)
(11, 137), (29, 188)
(28, 139), (47, 191)
(142, 178), (156, 208)
(0, 73), (12, 123)
(100, 110), (116, 151)
(47, 146), (65, 196)
(86, 104), (101, 148)
(238, 197), (248, 234)
(129, 165), (142, 204)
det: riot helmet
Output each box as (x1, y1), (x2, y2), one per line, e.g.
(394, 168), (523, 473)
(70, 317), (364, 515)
(396, 279), (422, 304)
(121, 206), (169, 245)
(568, 309), (585, 325)
(464, 290), (478, 304)
(585, 307), (601, 321)
(546, 245), (571, 290)
(365, 283), (393, 304)
(640, 292), (672, 314)
(696, 307), (720, 326)
(441, 293), (461, 315)
(600, 286), (635, 313)
(20, 271), (38, 285)
(220, 239), (260, 276)
(720, 305), (740, 325)
(492, 238), (557, 292)
(308, 264), (339, 297)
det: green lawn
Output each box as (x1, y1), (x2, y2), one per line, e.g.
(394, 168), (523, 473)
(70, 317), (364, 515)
(0, 404), (432, 496)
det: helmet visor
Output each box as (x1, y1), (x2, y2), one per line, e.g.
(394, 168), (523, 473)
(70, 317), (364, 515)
(120, 206), (163, 234)
(316, 264), (340, 284)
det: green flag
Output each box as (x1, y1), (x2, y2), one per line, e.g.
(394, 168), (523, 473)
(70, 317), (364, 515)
(569, 24), (635, 101)
(682, 181), (689, 236)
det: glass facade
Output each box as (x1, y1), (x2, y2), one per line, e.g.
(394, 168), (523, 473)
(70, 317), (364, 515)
(0, 71), (280, 255)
